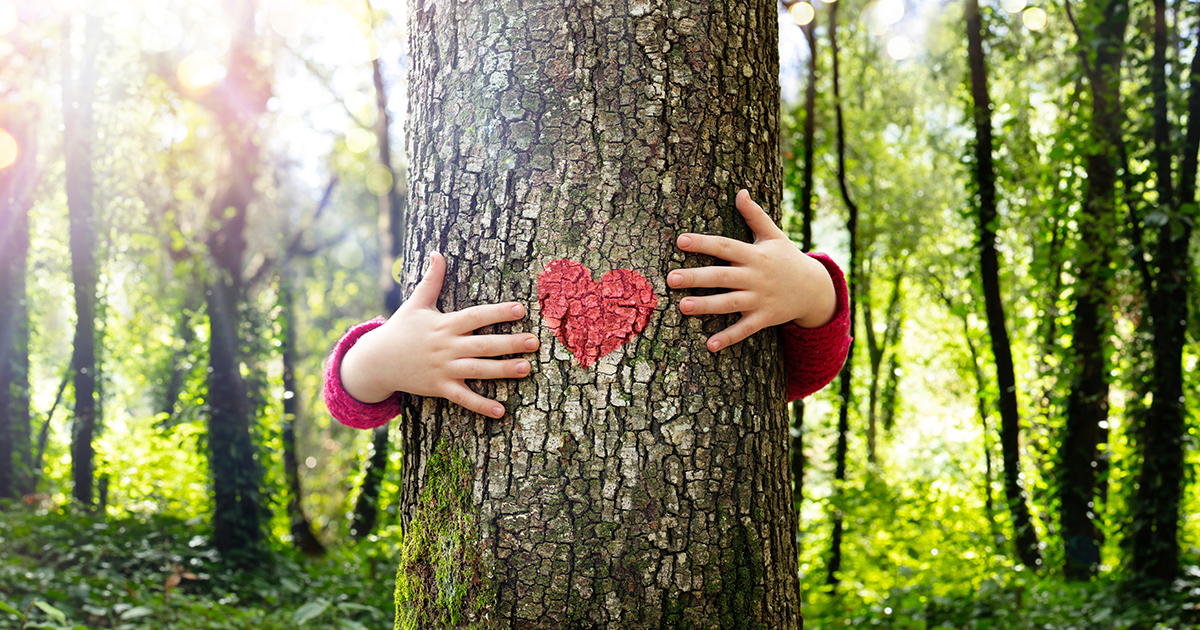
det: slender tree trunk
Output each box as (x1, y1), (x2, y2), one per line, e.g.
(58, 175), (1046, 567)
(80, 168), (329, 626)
(964, 0), (1043, 570)
(863, 270), (901, 465)
(351, 44), (408, 539)
(280, 273), (326, 555)
(790, 15), (818, 515)
(396, 1), (799, 627)
(63, 15), (102, 508)
(827, 0), (857, 588)
(1060, 0), (1127, 582)
(201, 0), (270, 557)
(0, 118), (37, 501)
(1129, 0), (1199, 585)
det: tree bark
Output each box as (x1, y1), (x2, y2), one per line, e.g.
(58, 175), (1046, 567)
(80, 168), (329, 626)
(827, 0), (856, 588)
(0, 117), (37, 501)
(63, 15), (102, 508)
(1060, 0), (1127, 581)
(200, 0), (270, 557)
(1129, 0), (1200, 586)
(395, 0), (798, 627)
(964, 0), (1043, 570)
(351, 40), (408, 539)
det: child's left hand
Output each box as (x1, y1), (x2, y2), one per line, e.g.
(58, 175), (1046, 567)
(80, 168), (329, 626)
(668, 189), (837, 352)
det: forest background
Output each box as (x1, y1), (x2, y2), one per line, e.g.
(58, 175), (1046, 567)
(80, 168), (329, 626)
(1, 0), (1199, 628)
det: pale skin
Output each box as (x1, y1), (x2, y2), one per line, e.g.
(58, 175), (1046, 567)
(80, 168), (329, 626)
(339, 189), (837, 418)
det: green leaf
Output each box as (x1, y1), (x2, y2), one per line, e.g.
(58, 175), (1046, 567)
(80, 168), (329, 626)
(120, 606), (154, 620)
(338, 619), (370, 630)
(0, 601), (24, 619)
(335, 602), (381, 616)
(33, 601), (66, 624)
(293, 599), (331, 625)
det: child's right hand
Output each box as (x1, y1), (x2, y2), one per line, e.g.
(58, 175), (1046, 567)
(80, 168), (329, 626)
(339, 252), (538, 419)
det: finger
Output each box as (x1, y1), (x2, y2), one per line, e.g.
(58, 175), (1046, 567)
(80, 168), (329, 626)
(408, 252), (446, 309)
(706, 315), (766, 352)
(679, 291), (755, 316)
(667, 266), (750, 290)
(676, 232), (753, 264)
(736, 189), (786, 241)
(449, 302), (527, 334)
(444, 383), (506, 418)
(450, 357), (532, 381)
(462, 333), (540, 358)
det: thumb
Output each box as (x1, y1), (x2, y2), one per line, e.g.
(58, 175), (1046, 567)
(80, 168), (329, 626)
(736, 189), (785, 241)
(409, 252), (446, 309)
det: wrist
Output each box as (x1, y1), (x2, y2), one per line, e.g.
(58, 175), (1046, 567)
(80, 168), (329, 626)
(340, 326), (396, 403)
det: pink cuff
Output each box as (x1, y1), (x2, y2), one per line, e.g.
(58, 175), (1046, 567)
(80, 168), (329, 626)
(781, 253), (853, 401)
(323, 317), (404, 430)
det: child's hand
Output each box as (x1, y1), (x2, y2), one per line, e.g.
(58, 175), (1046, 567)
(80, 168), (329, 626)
(668, 189), (837, 352)
(339, 252), (538, 418)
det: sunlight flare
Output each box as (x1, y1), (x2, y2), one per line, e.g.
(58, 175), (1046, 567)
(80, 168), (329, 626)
(0, 129), (17, 169)
(874, 0), (904, 25)
(346, 127), (373, 153)
(0, 0), (16, 36)
(177, 52), (225, 91)
(789, 2), (814, 26)
(1023, 7), (1047, 31)
(1002, 0), (1027, 11)
(887, 36), (912, 60)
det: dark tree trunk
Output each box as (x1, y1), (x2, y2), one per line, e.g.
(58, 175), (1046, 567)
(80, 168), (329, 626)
(0, 118), (37, 501)
(1129, 0), (1200, 585)
(827, 0), (856, 589)
(789, 14), (818, 515)
(964, 0), (1043, 570)
(396, 0), (799, 627)
(1060, 0), (1127, 582)
(863, 270), (901, 465)
(200, 0), (270, 557)
(280, 274), (326, 556)
(63, 15), (102, 508)
(350, 46), (408, 540)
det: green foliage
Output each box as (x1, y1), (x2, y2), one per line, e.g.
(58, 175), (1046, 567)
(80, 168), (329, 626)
(0, 505), (393, 630)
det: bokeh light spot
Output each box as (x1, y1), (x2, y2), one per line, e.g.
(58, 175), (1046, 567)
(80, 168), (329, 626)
(1002, 0), (1027, 12)
(177, 52), (225, 91)
(365, 164), (394, 196)
(0, 129), (18, 169)
(887, 36), (912, 60)
(269, 0), (309, 39)
(789, 2), (814, 26)
(1023, 7), (1047, 31)
(874, 0), (904, 25)
(346, 128), (373, 153)
(0, 1), (17, 36)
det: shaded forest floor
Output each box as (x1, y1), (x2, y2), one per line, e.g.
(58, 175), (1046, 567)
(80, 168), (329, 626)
(2, 504), (1199, 630)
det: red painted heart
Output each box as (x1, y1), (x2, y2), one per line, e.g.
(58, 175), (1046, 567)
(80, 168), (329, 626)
(537, 259), (658, 368)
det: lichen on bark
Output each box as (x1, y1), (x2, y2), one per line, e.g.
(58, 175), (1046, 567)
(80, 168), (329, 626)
(395, 439), (495, 630)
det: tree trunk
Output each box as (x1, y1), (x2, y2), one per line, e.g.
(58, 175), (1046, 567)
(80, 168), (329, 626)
(0, 117), (37, 501)
(395, 1), (798, 627)
(1129, 0), (1199, 585)
(790, 15), (819, 515)
(202, 0), (269, 557)
(351, 45), (408, 540)
(827, 0), (856, 589)
(964, 0), (1043, 570)
(63, 15), (102, 508)
(280, 273), (326, 556)
(863, 269), (901, 465)
(1060, 0), (1127, 582)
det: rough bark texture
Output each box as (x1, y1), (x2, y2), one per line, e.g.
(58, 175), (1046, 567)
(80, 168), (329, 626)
(1060, 0), (1126, 581)
(396, 0), (798, 627)
(63, 15), (102, 507)
(0, 117), (37, 500)
(1128, 0), (1199, 586)
(965, 0), (1043, 570)
(827, 0), (855, 589)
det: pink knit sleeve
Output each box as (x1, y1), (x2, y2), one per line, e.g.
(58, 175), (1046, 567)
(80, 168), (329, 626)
(322, 318), (404, 430)
(781, 253), (852, 401)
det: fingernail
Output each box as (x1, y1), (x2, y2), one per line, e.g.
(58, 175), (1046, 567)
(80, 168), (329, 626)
(524, 336), (538, 351)
(708, 338), (722, 352)
(680, 299), (694, 314)
(668, 272), (683, 288)
(678, 235), (692, 249)
(492, 406), (504, 418)
(516, 361), (530, 375)
(511, 304), (524, 318)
